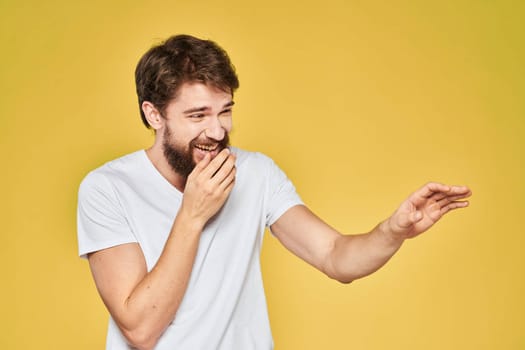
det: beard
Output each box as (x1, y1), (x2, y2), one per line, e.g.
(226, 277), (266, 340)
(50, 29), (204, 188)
(162, 125), (230, 178)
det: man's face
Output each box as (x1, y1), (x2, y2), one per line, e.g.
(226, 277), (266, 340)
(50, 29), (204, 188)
(160, 82), (234, 178)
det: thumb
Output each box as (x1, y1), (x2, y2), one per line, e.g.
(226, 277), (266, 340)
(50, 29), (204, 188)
(397, 211), (422, 228)
(411, 211), (423, 224)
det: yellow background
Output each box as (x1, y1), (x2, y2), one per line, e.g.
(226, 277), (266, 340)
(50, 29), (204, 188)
(2, 0), (524, 349)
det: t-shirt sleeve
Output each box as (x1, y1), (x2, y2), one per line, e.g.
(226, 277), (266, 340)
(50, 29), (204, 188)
(77, 172), (138, 258)
(264, 156), (304, 227)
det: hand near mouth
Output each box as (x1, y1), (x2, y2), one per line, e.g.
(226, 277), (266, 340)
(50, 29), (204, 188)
(179, 148), (236, 229)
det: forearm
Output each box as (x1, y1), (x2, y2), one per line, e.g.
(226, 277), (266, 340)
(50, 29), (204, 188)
(87, 150), (237, 350)
(327, 220), (405, 283)
(118, 212), (203, 349)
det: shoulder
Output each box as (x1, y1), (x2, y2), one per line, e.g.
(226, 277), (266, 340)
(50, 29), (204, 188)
(230, 147), (284, 182)
(79, 150), (146, 197)
(229, 147), (293, 187)
(230, 147), (276, 169)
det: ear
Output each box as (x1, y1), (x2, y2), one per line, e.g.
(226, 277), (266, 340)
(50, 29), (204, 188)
(142, 101), (164, 130)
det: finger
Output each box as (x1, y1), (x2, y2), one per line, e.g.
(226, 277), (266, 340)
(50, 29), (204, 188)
(440, 200), (469, 215)
(218, 165), (236, 190)
(210, 154), (236, 183)
(218, 172), (236, 197)
(396, 211), (423, 229)
(201, 148), (232, 178)
(223, 177), (235, 195)
(191, 152), (212, 176)
(428, 192), (448, 202)
(417, 182), (450, 198)
(437, 192), (472, 207)
(409, 182), (450, 206)
(448, 186), (472, 196)
(429, 186), (470, 202)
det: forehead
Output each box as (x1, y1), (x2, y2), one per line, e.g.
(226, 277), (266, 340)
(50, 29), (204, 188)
(167, 82), (233, 113)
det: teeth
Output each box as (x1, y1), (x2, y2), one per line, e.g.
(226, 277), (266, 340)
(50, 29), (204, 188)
(195, 144), (217, 151)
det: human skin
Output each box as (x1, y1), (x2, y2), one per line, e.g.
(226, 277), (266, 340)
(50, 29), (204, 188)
(87, 82), (471, 350)
(271, 182), (471, 283)
(89, 83), (237, 350)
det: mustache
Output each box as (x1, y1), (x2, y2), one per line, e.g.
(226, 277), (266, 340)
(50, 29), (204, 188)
(189, 133), (230, 149)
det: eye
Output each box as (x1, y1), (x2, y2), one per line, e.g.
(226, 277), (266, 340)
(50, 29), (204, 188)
(189, 113), (205, 119)
(220, 109), (232, 116)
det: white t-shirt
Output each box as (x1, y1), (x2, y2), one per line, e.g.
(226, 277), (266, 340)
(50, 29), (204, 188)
(77, 147), (303, 350)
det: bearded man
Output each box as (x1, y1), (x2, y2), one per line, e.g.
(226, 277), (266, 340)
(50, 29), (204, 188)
(77, 34), (471, 350)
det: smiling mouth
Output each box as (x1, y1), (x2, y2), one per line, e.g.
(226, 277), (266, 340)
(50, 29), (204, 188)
(194, 144), (219, 152)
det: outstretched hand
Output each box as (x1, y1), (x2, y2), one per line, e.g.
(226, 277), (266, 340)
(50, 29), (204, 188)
(385, 182), (472, 240)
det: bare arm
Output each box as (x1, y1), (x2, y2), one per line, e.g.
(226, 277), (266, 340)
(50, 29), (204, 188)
(88, 149), (236, 350)
(271, 182), (472, 283)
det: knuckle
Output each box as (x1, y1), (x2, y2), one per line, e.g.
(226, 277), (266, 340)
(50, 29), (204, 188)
(203, 184), (214, 195)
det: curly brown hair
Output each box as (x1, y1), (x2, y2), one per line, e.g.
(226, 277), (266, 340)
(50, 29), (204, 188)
(135, 34), (240, 128)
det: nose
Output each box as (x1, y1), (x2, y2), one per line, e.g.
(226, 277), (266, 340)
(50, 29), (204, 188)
(204, 117), (226, 141)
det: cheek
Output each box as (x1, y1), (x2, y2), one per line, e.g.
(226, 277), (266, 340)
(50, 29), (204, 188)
(221, 117), (233, 132)
(166, 127), (201, 149)
(185, 125), (207, 141)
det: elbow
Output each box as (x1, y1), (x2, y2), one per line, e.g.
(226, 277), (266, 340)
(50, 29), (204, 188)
(323, 242), (355, 284)
(121, 327), (160, 350)
(328, 271), (354, 284)
(324, 264), (355, 284)
(334, 275), (354, 284)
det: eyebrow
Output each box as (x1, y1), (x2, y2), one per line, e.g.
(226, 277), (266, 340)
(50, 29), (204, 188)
(183, 101), (235, 114)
